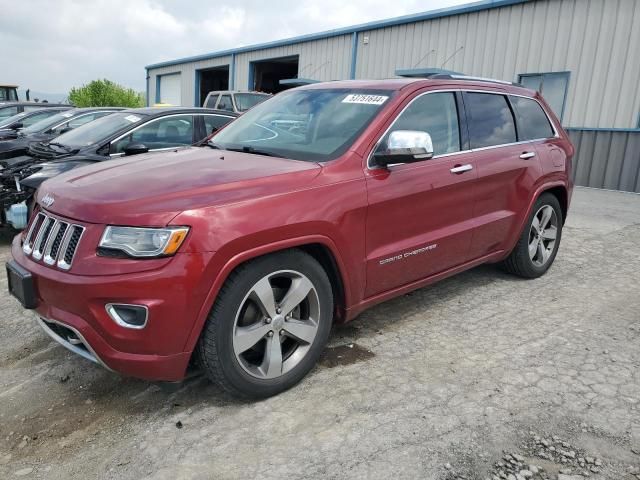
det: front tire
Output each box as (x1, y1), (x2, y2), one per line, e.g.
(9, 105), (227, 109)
(501, 193), (563, 278)
(197, 249), (333, 399)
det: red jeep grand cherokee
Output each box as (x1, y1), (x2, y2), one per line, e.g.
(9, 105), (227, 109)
(7, 77), (574, 398)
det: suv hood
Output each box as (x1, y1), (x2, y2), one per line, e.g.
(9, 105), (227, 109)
(37, 147), (322, 225)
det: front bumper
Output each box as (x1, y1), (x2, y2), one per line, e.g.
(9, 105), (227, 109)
(11, 235), (216, 381)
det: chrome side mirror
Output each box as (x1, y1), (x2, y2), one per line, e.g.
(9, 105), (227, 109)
(372, 130), (434, 167)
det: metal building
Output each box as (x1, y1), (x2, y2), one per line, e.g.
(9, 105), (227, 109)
(145, 0), (640, 193)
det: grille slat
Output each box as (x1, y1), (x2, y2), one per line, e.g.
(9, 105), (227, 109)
(21, 211), (84, 270)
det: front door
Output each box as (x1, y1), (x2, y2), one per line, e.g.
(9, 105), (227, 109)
(364, 91), (477, 298)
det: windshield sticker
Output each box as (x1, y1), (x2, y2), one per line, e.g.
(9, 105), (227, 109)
(124, 114), (141, 123)
(61, 112), (74, 118)
(342, 94), (389, 105)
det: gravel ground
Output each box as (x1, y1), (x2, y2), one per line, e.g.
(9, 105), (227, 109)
(1, 187), (639, 480)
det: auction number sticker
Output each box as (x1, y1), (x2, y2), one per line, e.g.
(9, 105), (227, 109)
(342, 94), (388, 105)
(61, 112), (74, 117)
(125, 115), (141, 123)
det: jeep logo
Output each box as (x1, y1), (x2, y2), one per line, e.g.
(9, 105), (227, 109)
(41, 194), (55, 207)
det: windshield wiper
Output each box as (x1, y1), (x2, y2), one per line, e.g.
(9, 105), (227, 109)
(226, 145), (283, 158)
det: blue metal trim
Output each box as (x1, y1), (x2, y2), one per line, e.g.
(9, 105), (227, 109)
(146, 0), (531, 70)
(518, 71), (571, 122)
(230, 53), (236, 90)
(350, 32), (358, 79)
(248, 61), (255, 90)
(154, 75), (160, 104)
(194, 70), (201, 107)
(566, 127), (640, 133)
(145, 69), (149, 107)
(155, 71), (181, 105)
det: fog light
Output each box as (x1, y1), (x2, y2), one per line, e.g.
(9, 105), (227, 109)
(106, 304), (148, 329)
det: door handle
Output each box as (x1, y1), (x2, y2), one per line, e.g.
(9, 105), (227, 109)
(519, 152), (536, 159)
(450, 164), (473, 174)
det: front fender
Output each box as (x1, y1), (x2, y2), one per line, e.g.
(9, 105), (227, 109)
(181, 233), (352, 353)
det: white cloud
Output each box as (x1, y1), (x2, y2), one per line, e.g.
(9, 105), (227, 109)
(1, 0), (469, 94)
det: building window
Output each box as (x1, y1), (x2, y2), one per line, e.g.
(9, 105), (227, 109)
(518, 72), (570, 122)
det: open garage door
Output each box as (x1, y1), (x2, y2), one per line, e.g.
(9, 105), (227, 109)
(198, 66), (229, 106)
(250, 56), (299, 94)
(158, 74), (181, 106)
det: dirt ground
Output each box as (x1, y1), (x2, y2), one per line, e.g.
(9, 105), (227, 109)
(1, 187), (639, 480)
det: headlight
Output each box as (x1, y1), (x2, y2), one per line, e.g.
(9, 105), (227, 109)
(99, 226), (189, 258)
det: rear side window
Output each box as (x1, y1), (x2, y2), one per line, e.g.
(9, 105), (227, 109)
(465, 93), (517, 149)
(510, 96), (554, 140)
(203, 114), (233, 134)
(382, 92), (461, 156)
(205, 94), (219, 109)
(217, 95), (233, 112)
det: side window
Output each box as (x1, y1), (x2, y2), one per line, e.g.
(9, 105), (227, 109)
(217, 95), (233, 112)
(110, 115), (194, 154)
(518, 72), (569, 121)
(378, 92), (461, 156)
(465, 93), (517, 149)
(205, 94), (219, 109)
(22, 111), (56, 127)
(0, 106), (19, 121)
(510, 96), (554, 140)
(203, 115), (233, 135)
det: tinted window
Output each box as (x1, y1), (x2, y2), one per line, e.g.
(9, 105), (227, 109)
(111, 115), (193, 154)
(510, 96), (554, 140)
(55, 112), (149, 148)
(22, 110), (59, 127)
(0, 106), (19, 121)
(205, 94), (219, 109)
(217, 95), (233, 111)
(379, 92), (460, 156)
(203, 114), (233, 134)
(465, 93), (517, 148)
(518, 72), (569, 120)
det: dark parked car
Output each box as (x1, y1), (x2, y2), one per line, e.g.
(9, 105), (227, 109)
(0, 101), (69, 122)
(0, 107), (237, 229)
(7, 77), (573, 398)
(0, 107), (73, 141)
(0, 107), (123, 158)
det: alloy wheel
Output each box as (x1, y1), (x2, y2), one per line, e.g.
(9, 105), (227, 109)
(232, 270), (320, 379)
(528, 205), (558, 267)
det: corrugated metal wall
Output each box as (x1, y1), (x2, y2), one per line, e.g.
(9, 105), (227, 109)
(148, 56), (231, 107)
(234, 34), (353, 89)
(568, 130), (640, 193)
(354, 0), (640, 129)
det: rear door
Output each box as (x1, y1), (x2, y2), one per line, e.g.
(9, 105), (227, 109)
(364, 90), (477, 297)
(462, 91), (544, 259)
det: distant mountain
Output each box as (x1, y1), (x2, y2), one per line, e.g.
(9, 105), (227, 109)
(17, 89), (69, 104)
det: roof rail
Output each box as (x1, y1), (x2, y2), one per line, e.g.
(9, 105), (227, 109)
(430, 73), (523, 87)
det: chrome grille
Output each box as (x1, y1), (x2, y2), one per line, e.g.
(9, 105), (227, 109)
(22, 212), (85, 270)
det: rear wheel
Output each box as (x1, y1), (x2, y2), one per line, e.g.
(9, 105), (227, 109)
(501, 193), (563, 278)
(197, 249), (333, 398)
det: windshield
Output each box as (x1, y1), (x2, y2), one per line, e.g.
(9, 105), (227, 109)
(0, 111), (27, 128)
(53, 112), (149, 147)
(212, 89), (393, 161)
(234, 93), (271, 112)
(22, 109), (77, 134)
